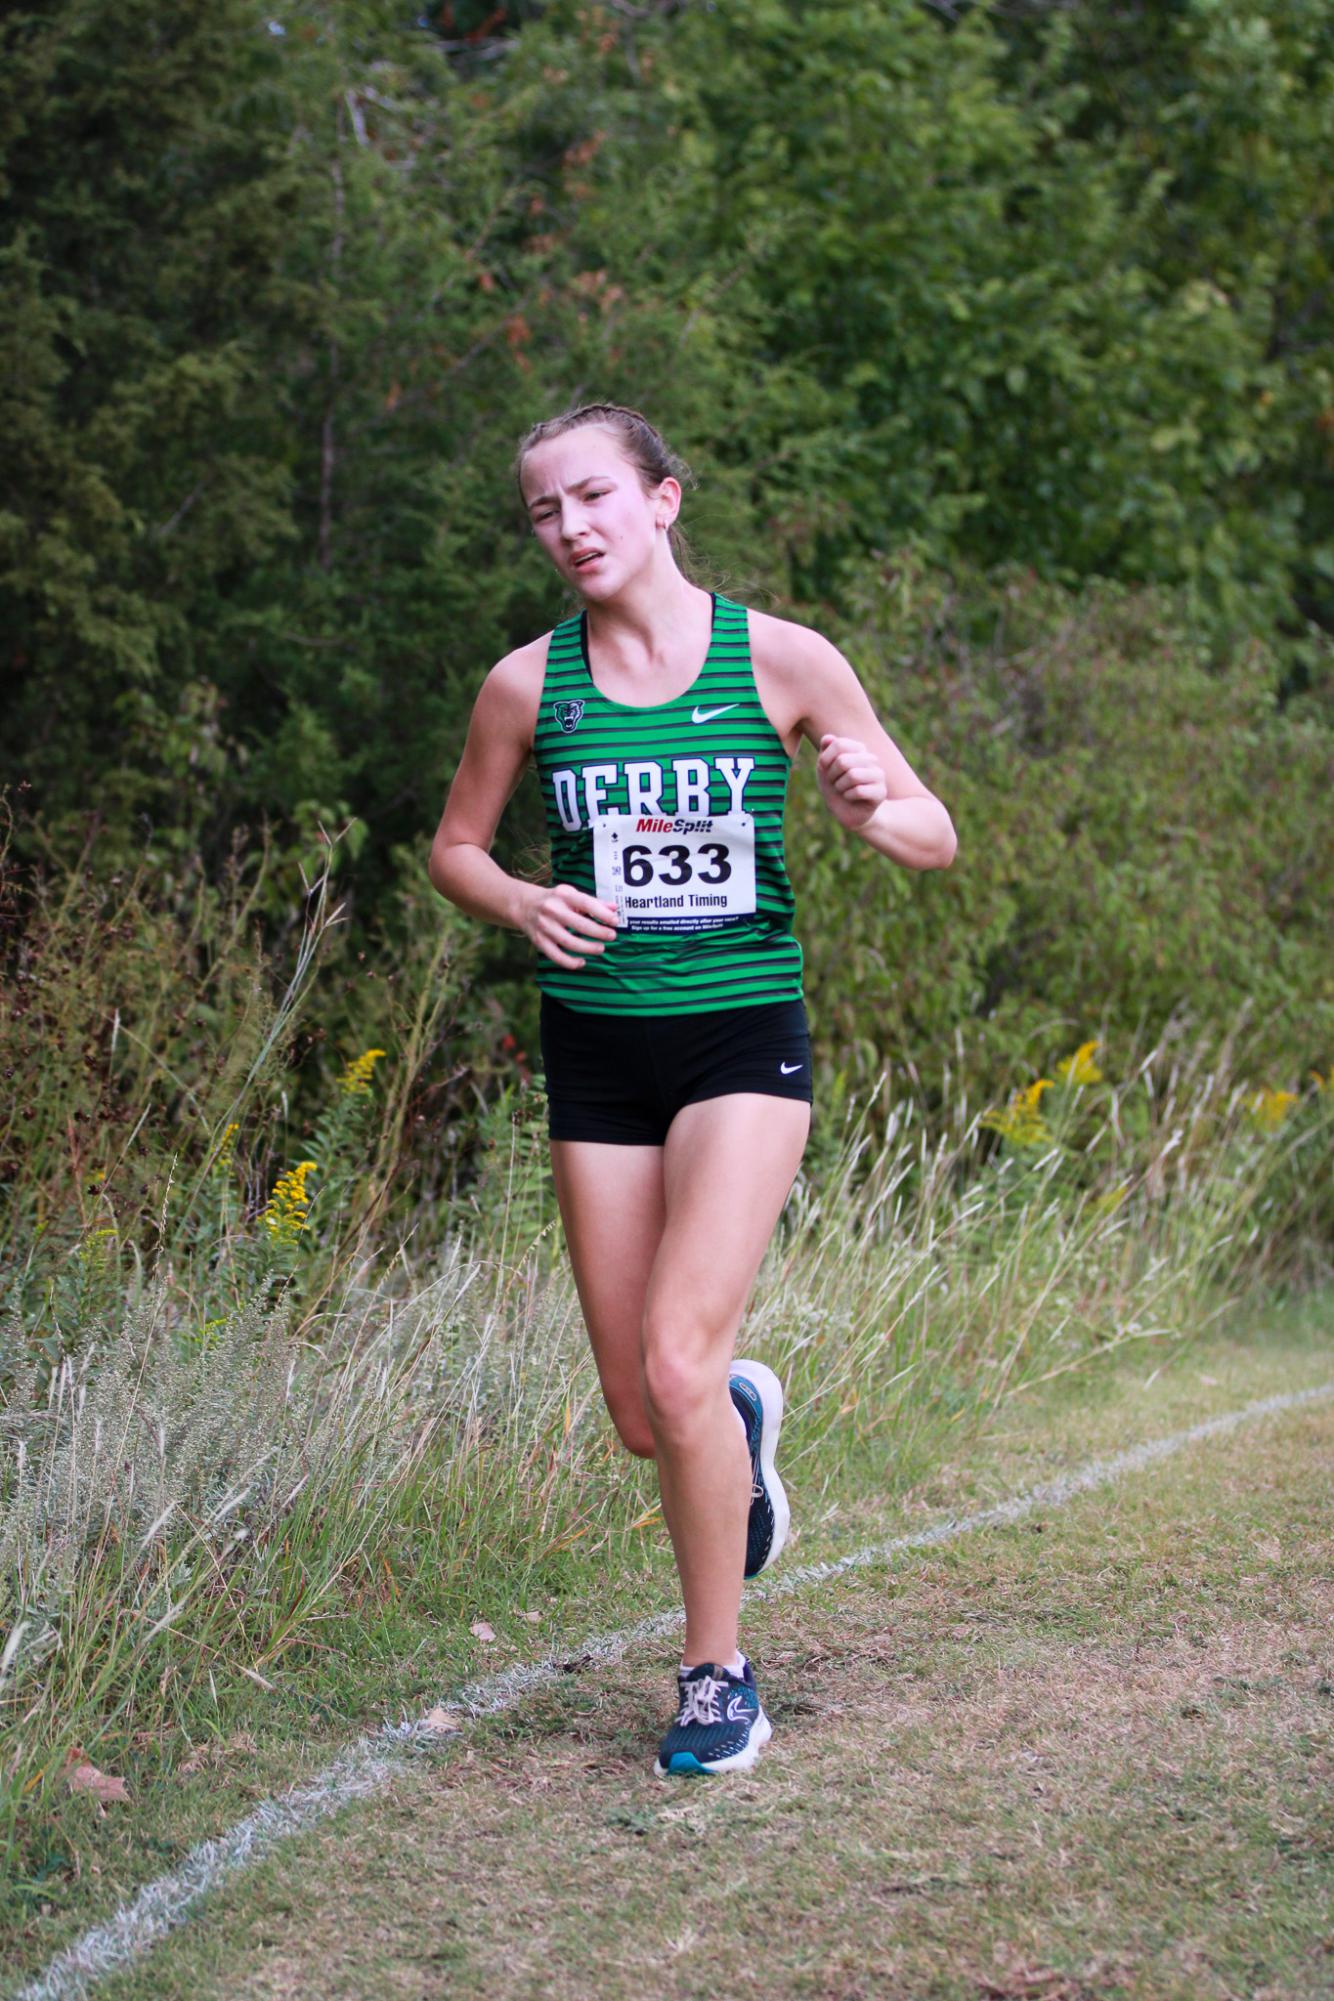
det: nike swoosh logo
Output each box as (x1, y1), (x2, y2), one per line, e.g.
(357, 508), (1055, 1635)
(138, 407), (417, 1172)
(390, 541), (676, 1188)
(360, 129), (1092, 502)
(780, 1061), (803, 1075)
(691, 704), (739, 724)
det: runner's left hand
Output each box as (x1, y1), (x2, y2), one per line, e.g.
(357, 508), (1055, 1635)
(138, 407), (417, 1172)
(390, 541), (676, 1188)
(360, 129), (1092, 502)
(816, 734), (888, 831)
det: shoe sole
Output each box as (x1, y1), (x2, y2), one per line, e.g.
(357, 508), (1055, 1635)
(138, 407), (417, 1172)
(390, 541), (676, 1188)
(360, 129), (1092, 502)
(653, 1709), (772, 1777)
(732, 1357), (790, 1575)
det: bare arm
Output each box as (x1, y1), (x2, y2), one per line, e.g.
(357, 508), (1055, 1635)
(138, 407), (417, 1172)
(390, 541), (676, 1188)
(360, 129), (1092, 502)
(428, 642), (622, 971)
(753, 614), (957, 870)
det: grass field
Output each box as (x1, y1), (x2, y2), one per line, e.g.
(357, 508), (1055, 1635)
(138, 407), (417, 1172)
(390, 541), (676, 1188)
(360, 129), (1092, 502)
(8, 1289), (1330, 2001)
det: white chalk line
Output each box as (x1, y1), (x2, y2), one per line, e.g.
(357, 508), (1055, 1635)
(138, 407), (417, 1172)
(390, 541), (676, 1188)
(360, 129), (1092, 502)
(11, 1378), (1333, 2001)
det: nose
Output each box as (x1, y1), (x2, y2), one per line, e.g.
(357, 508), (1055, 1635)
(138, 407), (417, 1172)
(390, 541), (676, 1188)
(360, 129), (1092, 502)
(557, 495), (591, 542)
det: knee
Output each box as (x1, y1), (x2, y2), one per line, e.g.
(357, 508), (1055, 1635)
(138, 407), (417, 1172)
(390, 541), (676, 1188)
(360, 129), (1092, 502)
(641, 1335), (721, 1445)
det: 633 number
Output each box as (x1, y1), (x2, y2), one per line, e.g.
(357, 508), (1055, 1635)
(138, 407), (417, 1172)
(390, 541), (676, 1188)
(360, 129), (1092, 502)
(621, 843), (732, 889)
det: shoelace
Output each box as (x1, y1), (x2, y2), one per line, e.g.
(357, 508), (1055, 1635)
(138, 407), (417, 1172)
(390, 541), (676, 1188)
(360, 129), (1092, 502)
(677, 1673), (726, 1728)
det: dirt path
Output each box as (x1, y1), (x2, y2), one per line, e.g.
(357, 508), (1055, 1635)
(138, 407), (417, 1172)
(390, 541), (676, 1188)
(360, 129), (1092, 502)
(80, 1349), (1332, 2001)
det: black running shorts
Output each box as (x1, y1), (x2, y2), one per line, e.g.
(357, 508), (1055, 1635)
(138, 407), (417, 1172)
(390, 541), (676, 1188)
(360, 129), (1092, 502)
(539, 994), (813, 1145)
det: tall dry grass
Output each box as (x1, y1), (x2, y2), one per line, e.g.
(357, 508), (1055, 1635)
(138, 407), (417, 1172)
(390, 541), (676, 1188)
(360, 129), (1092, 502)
(2, 991), (1328, 1877)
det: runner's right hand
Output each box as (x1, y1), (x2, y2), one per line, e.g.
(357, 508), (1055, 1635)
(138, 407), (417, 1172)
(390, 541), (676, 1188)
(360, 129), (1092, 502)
(523, 883), (621, 970)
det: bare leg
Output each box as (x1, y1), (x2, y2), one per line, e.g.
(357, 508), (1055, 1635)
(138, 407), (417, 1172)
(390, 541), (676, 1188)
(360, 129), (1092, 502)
(549, 1139), (664, 1460)
(641, 1093), (811, 1667)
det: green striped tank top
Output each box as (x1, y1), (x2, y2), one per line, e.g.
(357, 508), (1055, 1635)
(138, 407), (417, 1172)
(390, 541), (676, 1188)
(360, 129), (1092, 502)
(531, 592), (803, 1015)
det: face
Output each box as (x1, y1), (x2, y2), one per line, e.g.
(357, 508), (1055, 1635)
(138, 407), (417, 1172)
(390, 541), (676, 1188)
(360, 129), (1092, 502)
(519, 427), (678, 599)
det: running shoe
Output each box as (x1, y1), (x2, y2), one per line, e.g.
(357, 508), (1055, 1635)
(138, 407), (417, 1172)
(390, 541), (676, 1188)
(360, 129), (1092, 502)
(730, 1360), (790, 1579)
(653, 1658), (772, 1776)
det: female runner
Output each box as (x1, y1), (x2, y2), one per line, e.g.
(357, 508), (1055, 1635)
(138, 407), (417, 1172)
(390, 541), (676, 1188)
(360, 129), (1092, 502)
(428, 404), (956, 1777)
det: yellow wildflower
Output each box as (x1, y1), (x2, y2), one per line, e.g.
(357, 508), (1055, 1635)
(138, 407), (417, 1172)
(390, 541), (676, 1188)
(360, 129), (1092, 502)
(338, 1048), (388, 1096)
(1056, 1039), (1104, 1087)
(980, 1078), (1056, 1147)
(1246, 1088), (1298, 1132)
(76, 1225), (118, 1266)
(214, 1122), (240, 1173)
(262, 1159), (320, 1244)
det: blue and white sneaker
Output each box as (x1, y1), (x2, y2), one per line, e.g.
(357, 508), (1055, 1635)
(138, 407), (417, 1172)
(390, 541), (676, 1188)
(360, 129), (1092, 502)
(730, 1360), (790, 1579)
(653, 1657), (772, 1777)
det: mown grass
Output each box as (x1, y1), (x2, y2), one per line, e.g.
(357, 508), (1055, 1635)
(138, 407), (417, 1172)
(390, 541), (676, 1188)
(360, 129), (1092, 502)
(35, 1311), (1334, 2001)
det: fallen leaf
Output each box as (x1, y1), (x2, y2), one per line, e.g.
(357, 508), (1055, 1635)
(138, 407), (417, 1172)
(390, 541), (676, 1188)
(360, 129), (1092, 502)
(521, 1609), (542, 1623)
(64, 1747), (131, 1808)
(423, 1706), (464, 1734)
(470, 1620), (496, 1642)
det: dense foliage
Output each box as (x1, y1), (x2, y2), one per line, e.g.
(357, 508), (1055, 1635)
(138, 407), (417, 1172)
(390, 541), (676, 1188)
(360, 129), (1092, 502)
(3, 0), (1332, 1175)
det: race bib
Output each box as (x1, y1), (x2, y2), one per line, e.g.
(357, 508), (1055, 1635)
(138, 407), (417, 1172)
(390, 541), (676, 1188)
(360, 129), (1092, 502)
(593, 812), (757, 932)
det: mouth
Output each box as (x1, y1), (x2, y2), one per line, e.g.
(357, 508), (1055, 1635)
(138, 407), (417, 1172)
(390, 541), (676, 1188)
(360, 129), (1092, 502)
(570, 550), (604, 574)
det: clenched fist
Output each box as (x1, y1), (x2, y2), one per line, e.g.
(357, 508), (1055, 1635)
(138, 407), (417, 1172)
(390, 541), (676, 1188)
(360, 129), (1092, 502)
(816, 734), (888, 832)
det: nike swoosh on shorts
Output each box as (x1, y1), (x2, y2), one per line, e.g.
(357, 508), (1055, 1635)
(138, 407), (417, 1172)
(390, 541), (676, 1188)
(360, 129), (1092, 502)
(780, 1062), (802, 1074)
